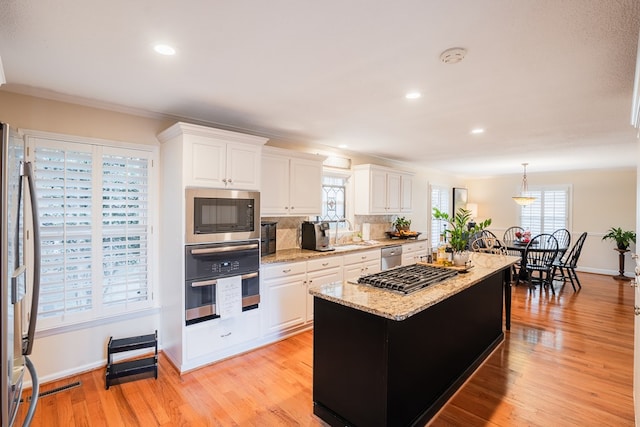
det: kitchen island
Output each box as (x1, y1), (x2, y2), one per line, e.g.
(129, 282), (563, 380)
(308, 253), (519, 427)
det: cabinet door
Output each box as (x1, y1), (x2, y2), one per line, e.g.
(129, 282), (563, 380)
(362, 259), (381, 277)
(386, 172), (402, 213)
(264, 274), (307, 333)
(289, 158), (323, 216)
(227, 142), (261, 190)
(343, 263), (365, 283)
(306, 267), (342, 322)
(400, 174), (413, 212)
(261, 154), (291, 215)
(188, 136), (226, 187)
(370, 168), (388, 214)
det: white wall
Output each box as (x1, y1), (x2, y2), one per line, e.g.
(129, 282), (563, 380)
(467, 168), (637, 276)
(0, 90), (165, 382)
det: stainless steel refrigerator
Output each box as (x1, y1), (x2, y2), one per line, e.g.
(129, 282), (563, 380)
(1, 122), (41, 426)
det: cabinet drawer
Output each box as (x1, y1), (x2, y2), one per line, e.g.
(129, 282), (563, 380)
(185, 311), (260, 360)
(307, 256), (342, 272)
(262, 261), (307, 280)
(343, 249), (381, 266)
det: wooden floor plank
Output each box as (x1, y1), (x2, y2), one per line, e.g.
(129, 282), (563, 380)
(15, 272), (635, 426)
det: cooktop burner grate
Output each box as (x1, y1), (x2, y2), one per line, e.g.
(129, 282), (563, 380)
(357, 264), (458, 295)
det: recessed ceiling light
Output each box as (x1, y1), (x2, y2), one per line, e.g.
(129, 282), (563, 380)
(405, 92), (421, 100)
(154, 44), (176, 56)
(338, 144), (348, 149)
(470, 128), (485, 134)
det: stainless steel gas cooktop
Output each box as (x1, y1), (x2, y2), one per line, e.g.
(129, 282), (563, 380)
(357, 264), (458, 295)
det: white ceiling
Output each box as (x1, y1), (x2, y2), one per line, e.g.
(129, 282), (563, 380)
(1, 0), (640, 176)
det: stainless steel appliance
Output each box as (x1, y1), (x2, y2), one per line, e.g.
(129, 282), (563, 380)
(301, 221), (334, 252)
(357, 264), (457, 295)
(184, 240), (260, 326)
(381, 245), (402, 270)
(260, 221), (277, 256)
(185, 188), (260, 244)
(1, 123), (41, 426)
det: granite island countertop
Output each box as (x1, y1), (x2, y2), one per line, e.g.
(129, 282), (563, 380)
(308, 252), (520, 321)
(260, 237), (427, 264)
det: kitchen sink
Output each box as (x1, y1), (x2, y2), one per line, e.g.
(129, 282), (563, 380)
(333, 244), (369, 252)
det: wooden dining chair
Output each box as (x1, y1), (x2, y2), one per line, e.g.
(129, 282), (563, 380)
(551, 228), (571, 262)
(524, 233), (559, 294)
(551, 232), (587, 291)
(503, 226), (525, 282)
(471, 236), (507, 254)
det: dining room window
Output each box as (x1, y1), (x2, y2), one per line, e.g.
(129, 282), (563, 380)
(430, 185), (450, 245)
(519, 185), (571, 235)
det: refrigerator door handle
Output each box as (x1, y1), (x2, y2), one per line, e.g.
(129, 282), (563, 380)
(22, 161), (41, 356)
(10, 265), (26, 305)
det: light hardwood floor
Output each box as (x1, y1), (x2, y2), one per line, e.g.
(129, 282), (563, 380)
(16, 272), (635, 426)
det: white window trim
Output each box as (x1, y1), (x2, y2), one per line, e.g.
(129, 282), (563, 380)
(22, 129), (160, 332)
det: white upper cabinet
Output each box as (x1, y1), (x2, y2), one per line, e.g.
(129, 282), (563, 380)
(261, 146), (325, 216)
(354, 164), (414, 215)
(400, 173), (413, 212)
(158, 122), (268, 190)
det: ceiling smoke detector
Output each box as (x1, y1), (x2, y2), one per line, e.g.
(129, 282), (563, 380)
(440, 47), (467, 64)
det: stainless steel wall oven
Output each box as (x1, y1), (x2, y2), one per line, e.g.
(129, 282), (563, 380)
(184, 240), (260, 326)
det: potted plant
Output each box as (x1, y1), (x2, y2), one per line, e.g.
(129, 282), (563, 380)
(433, 207), (492, 265)
(393, 216), (412, 232)
(602, 227), (636, 250)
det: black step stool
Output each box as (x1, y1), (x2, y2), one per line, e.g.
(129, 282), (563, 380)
(105, 330), (158, 389)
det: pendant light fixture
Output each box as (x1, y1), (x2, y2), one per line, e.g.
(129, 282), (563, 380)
(512, 163), (536, 206)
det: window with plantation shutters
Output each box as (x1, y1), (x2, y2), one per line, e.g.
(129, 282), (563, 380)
(102, 150), (150, 308)
(431, 185), (450, 246)
(27, 133), (157, 329)
(519, 186), (570, 235)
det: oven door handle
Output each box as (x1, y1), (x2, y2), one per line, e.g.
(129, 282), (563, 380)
(191, 279), (218, 287)
(190, 243), (259, 255)
(241, 272), (259, 280)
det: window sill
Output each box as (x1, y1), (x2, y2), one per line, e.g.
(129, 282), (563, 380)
(35, 306), (161, 339)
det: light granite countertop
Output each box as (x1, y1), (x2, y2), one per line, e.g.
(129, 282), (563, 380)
(308, 253), (520, 321)
(260, 237), (428, 264)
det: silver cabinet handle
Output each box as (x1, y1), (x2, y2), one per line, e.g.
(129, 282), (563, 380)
(283, 268), (291, 273)
(322, 262), (329, 267)
(220, 332), (232, 337)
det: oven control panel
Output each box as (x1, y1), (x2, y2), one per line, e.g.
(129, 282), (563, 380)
(211, 260), (241, 275)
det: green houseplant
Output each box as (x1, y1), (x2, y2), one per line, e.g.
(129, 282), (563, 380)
(602, 227), (636, 250)
(393, 216), (412, 232)
(433, 207), (492, 253)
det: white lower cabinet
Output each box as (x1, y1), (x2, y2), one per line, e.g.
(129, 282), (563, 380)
(401, 241), (429, 265)
(305, 257), (343, 322)
(263, 256), (343, 334)
(263, 261), (308, 334)
(343, 249), (381, 283)
(185, 309), (261, 362)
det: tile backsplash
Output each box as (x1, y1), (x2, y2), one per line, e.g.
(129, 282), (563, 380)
(261, 215), (396, 250)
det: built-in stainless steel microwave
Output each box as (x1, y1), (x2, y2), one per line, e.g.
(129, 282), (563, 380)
(186, 188), (260, 244)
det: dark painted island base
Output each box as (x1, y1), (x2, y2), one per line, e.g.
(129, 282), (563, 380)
(312, 271), (505, 427)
